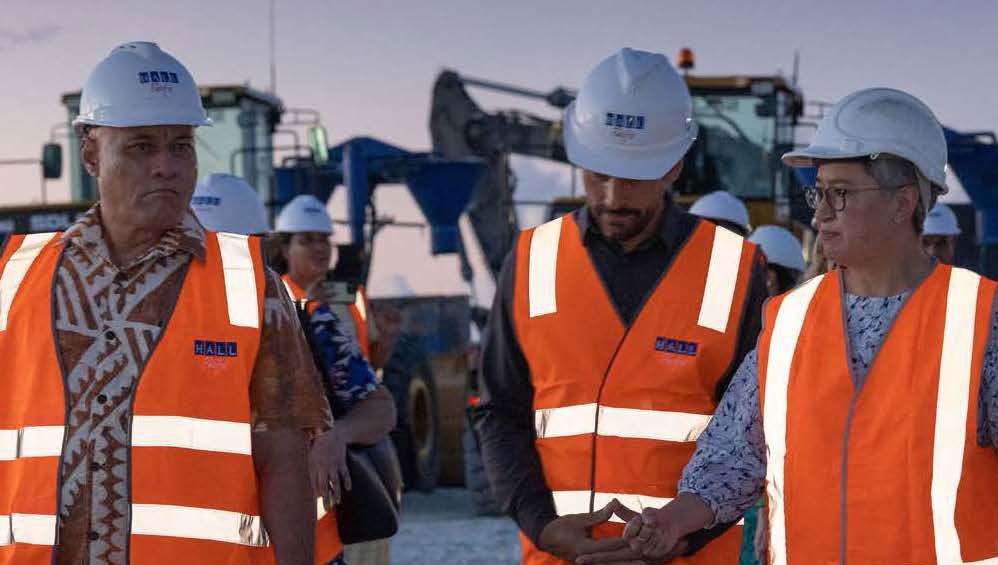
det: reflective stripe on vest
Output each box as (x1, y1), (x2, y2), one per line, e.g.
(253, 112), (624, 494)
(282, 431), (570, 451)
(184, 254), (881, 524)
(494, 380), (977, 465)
(550, 491), (745, 527)
(534, 404), (711, 443)
(697, 226), (745, 331)
(526, 219), (745, 331)
(0, 426), (64, 460)
(353, 290), (367, 322)
(131, 503), (268, 547)
(0, 232), (57, 331)
(217, 232), (260, 328)
(551, 491), (673, 523)
(282, 277), (296, 302)
(528, 217), (562, 318)
(0, 513), (57, 546)
(762, 274), (824, 565)
(131, 416), (252, 455)
(931, 267), (981, 564)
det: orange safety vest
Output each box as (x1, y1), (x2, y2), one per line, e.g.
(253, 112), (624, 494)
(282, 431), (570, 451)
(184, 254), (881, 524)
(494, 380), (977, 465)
(0, 231), (277, 564)
(279, 274), (345, 561)
(349, 285), (370, 361)
(282, 276), (370, 361)
(757, 265), (998, 565)
(511, 214), (757, 565)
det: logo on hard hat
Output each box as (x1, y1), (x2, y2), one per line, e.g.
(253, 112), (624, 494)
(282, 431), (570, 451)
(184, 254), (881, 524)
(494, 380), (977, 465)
(138, 70), (179, 95)
(191, 196), (221, 207)
(138, 71), (180, 84)
(304, 206), (323, 214)
(605, 112), (645, 130)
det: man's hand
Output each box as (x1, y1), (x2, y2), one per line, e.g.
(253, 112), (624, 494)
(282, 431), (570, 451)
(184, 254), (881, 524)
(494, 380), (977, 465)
(309, 427), (351, 506)
(576, 505), (687, 565)
(537, 500), (629, 562)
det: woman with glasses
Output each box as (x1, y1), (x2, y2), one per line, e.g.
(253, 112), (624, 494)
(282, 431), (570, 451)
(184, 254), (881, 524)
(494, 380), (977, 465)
(579, 88), (998, 565)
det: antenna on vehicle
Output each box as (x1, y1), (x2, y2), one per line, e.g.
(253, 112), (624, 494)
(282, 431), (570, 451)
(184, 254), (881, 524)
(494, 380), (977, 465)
(792, 50), (800, 87)
(268, 0), (277, 94)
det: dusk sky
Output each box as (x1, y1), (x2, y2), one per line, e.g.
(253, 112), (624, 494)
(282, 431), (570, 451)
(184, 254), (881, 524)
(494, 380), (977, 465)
(1, 0), (995, 299)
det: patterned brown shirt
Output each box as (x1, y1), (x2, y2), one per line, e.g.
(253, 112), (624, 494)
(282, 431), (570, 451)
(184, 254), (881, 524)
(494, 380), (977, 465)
(52, 205), (331, 565)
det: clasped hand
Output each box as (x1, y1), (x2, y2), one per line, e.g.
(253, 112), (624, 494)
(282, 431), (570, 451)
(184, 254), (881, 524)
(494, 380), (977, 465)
(539, 499), (686, 565)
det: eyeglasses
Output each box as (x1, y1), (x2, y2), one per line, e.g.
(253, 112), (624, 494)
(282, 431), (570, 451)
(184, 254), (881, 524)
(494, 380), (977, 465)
(803, 185), (884, 212)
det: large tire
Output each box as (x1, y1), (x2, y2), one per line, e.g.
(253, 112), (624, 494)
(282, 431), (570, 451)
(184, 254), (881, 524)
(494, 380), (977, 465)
(383, 335), (439, 492)
(462, 416), (501, 516)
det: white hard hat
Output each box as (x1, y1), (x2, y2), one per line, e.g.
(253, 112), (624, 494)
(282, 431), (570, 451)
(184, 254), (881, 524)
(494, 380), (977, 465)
(922, 203), (962, 236)
(689, 190), (750, 231)
(782, 88), (947, 192)
(749, 225), (806, 272)
(563, 47), (697, 180)
(191, 173), (269, 235)
(275, 194), (333, 234)
(73, 41), (211, 129)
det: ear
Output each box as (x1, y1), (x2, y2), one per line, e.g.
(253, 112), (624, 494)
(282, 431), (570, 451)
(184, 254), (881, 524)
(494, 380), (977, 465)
(81, 133), (100, 178)
(663, 158), (685, 183)
(894, 184), (920, 224)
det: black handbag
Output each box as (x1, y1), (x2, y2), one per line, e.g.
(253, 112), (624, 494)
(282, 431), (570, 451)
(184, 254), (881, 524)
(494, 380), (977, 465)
(335, 437), (404, 544)
(293, 298), (403, 543)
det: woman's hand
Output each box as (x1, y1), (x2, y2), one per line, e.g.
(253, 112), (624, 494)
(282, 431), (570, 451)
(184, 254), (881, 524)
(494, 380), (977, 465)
(309, 427), (351, 506)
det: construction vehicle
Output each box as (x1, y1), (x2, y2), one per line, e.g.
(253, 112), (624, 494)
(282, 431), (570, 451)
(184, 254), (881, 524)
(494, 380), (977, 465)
(430, 54), (809, 283)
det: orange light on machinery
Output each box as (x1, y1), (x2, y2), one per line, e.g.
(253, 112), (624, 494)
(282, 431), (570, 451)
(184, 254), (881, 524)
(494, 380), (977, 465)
(677, 47), (695, 72)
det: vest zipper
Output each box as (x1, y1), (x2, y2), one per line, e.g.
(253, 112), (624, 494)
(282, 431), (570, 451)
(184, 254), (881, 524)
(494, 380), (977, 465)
(588, 325), (635, 514)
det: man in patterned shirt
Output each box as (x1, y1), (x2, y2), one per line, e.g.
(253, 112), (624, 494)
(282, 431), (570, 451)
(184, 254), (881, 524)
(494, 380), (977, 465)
(0, 42), (330, 564)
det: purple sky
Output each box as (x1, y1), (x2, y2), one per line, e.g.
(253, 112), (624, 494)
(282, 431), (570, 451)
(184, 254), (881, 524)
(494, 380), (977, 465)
(1, 0), (995, 298)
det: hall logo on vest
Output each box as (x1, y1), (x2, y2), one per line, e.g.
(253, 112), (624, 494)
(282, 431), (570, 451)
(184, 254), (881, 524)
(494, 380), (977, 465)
(193, 340), (238, 357)
(655, 337), (698, 356)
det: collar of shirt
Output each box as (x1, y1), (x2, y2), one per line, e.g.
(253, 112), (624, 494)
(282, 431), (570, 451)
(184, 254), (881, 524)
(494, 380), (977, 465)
(574, 194), (691, 254)
(61, 203), (207, 272)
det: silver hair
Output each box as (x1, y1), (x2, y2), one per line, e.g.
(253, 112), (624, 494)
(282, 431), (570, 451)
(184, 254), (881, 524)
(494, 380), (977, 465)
(865, 154), (939, 234)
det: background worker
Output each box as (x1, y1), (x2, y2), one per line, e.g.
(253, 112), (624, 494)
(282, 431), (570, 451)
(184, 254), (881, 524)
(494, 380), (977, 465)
(474, 47), (768, 565)
(921, 202), (962, 264)
(689, 189), (752, 236)
(748, 225), (805, 296)
(612, 88), (998, 565)
(267, 194), (397, 565)
(190, 172), (270, 235)
(0, 42), (330, 565)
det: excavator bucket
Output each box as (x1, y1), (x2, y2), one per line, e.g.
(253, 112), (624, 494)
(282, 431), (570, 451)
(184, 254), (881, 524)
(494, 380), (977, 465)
(405, 161), (485, 254)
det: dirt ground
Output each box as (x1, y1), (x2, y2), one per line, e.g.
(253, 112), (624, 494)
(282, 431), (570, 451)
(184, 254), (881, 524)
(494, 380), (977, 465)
(387, 488), (520, 564)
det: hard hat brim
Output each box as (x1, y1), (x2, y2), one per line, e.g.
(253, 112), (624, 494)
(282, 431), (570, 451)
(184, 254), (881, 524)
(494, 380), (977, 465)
(781, 145), (874, 169)
(783, 145), (949, 195)
(563, 102), (697, 181)
(72, 115), (213, 128)
(924, 227), (962, 236)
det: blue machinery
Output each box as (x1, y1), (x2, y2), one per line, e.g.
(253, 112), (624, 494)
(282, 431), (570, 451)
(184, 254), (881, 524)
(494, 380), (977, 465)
(945, 128), (998, 276)
(273, 136), (484, 262)
(275, 126), (998, 280)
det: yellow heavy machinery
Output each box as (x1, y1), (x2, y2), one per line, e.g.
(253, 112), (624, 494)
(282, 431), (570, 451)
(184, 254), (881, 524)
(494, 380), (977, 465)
(431, 49), (808, 281)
